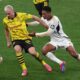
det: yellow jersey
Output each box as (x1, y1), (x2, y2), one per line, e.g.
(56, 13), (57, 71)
(3, 12), (32, 41)
(33, 0), (46, 4)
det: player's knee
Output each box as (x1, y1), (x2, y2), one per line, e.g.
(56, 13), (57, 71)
(42, 48), (48, 55)
(14, 45), (22, 53)
(28, 47), (36, 55)
(67, 47), (78, 59)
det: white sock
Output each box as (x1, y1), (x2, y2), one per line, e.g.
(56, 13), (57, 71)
(46, 52), (63, 65)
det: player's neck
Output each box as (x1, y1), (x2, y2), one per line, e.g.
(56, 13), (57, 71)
(47, 15), (53, 21)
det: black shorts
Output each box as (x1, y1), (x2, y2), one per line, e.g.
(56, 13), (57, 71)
(12, 39), (34, 53)
(34, 0), (49, 16)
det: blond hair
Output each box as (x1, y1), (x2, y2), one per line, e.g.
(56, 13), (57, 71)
(4, 5), (14, 12)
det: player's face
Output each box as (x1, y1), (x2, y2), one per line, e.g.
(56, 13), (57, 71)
(5, 8), (15, 18)
(42, 10), (51, 20)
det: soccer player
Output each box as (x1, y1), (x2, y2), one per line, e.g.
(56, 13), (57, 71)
(28, 6), (80, 72)
(3, 5), (52, 77)
(33, 0), (49, 16)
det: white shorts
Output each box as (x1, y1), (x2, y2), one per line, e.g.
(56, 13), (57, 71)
(48, 37), (73, 49)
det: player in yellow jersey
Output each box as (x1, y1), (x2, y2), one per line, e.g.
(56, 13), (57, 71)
(33, 0), (49, 16)
(3, 5), (52, 77)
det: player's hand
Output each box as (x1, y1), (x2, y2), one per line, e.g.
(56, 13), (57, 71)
(28, 32), (36, 37)
(7, 42), (11, 48)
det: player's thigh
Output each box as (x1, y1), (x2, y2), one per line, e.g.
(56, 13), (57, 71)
(28, 47), (37, 55)
(66, 46), (77, 55)
(42, 43), (56, 54)
(23, 39), (34, 53)
(62, 38), (73, 48)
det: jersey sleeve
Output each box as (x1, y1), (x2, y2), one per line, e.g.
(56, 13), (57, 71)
(3, 18), (8, 28)
(26, 14), (33, 19)
(22, 13), (33, 20)
(36, 27), (53, 37)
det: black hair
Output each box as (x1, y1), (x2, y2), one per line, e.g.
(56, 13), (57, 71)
(42, 6), (51, 12)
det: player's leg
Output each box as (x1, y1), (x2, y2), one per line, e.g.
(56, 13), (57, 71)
(28, 46), (52, 72)
(66, 46), (80, 60)
(34, 0), (49, 16)
(62, 38), (80, 60)
(42, 43), (65, 72)
(12, 40), (27, 76)
(44, 0), (49, 6)
(14, 45), (27, 76)
(34, 3), (44, 16)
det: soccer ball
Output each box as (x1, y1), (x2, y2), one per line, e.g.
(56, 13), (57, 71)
(0, 56), (3, 63)
(78, 54), (80, 60)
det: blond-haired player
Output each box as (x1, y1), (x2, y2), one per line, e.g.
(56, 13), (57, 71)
(3, 5), (52, 77)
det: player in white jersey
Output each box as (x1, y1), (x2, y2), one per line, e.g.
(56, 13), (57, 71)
(28, 6), (80, 72)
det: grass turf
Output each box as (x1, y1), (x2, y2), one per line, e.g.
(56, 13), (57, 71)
(0, 0), (80, 80)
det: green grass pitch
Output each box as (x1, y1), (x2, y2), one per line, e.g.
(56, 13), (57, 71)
(0, 0), (80, 80)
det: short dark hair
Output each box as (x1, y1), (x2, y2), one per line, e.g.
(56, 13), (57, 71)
(42, 6), (51, 12)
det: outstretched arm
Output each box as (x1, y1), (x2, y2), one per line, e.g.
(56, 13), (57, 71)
(32, 15), (48, 29)
(29, 28), (53, 37)
(36, 28), (53, 37)
(27, 21), (39, 26)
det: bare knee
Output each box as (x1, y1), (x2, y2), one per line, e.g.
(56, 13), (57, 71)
(14, 45), (22, 53)
(28, 47), (37, 55)
(42, 47), (48, 55)
(42, 44), (56, 55)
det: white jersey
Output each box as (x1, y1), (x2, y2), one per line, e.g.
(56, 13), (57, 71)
(41, 16), (68, 41)
(28, 15), (73, 48)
